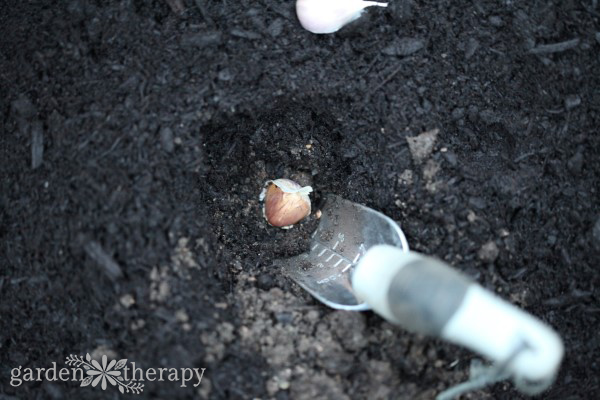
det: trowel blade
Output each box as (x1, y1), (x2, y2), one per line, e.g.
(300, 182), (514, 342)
(275, 194), (409, 310)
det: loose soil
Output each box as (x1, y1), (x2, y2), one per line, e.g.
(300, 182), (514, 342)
(1, 1), (599, 399)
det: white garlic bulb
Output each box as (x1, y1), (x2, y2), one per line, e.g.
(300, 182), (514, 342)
(259, 179), (312, 229)
(296, 0), (388, 34)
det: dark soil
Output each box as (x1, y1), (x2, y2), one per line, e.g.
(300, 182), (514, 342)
(1, 1), (599, 399)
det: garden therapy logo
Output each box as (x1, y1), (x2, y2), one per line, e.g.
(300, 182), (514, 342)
(66, 354), (143, 394)
(10, 353), (206, 394)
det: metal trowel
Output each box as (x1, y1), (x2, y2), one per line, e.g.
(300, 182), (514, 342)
(277, 194), (409, 310)
(275, 194), (563, 398)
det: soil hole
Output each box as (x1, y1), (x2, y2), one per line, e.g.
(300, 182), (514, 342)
(202, 100), (348, 270)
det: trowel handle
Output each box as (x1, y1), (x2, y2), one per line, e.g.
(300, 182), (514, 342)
(352, 245), (563, 394)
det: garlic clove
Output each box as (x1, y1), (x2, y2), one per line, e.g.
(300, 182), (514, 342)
(296, 0), (388, 34)
(259, 179), (312, 229)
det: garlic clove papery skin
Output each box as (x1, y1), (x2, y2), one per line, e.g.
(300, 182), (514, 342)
(296, 0), (388, 34)
(259, 179), (313, 229)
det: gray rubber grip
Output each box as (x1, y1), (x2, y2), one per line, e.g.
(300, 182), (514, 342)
(387, 257), (472, 336)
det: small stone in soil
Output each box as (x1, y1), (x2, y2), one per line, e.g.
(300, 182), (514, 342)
(478, 241), (500, 263)
(406, 129), (439, 164)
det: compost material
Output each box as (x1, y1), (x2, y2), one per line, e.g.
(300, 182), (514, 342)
(1, 1), (599, 399)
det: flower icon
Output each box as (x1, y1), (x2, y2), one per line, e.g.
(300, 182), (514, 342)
(66, 353), (143, 394)
(86, 355), (122, 390)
